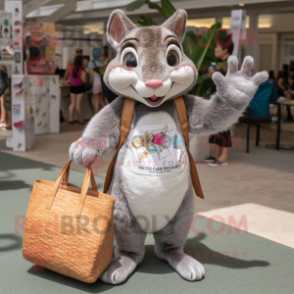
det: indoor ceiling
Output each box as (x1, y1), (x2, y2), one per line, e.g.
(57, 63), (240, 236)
(1, 0), (294, 27)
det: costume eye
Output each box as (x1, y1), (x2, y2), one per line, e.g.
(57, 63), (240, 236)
(167, 50), (179, 66)
(121, 46), (138, 68)
(124, 53), (137, 67)
(166, 44), (181, 67)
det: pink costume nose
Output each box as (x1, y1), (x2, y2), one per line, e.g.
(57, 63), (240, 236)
(145, 79), (163, 89)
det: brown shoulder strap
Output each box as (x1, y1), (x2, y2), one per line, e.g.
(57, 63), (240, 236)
(174, 97), (204, 199)
(103, 98), (135, 193)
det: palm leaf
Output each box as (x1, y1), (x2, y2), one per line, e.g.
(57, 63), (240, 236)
(138, 15), (157, 26)
(145, 0), (166, 18)
(194, 74), (214, 97)
(126, 0), (145, 11)
(160, 0), (176, 18)
(194, 23), (221, 71)
(182, 32), (196, 58)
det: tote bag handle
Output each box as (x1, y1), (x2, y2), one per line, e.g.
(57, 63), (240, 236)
(46, 160), (98, 217)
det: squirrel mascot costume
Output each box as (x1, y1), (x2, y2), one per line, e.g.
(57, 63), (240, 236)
(70, 9), (268, 284)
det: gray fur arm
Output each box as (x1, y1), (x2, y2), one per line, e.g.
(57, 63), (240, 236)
(69, 97), (124, 166)
(184, 56), (268, 135)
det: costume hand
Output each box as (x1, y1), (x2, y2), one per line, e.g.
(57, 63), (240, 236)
(212, 56), (268, 105)
(69, 137), (100, 167)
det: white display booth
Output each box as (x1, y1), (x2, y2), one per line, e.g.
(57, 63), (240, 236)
(9, 74), (60, 151)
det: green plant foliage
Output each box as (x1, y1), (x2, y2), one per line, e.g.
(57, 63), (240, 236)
(160, 0), (176, 18)
(182, 23), (221, 97)
(147, 1), (166, 17)
(215, 60), (228, 74)
(182, 23), (221, 73)
(194, 74), (214, 98)
(126, 0), (145, 11)
(138, 15), (157, 26)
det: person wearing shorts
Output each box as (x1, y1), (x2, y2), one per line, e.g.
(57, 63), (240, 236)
(63, 48), (83, 80)
(88, 49), (105, 114)
(1, 78), (11, 130)
(83, 57), (94, 115)
(204, 33), (234, 167)
(68, 55), (86, 124)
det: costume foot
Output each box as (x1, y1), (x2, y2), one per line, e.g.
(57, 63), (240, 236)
(170, 254), (205, 281)
(100, 256), (137, 284)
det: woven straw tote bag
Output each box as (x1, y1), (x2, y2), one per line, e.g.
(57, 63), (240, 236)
(22, 160), (115, 283)
(22, 98), (135, 283)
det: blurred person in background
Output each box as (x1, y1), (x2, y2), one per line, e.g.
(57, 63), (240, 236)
(1, 78), (12, 130)
(0, 96), (6, 128)
(64, 49), (83, 80)
(68, 55), (86, 124)
(88, 48), (105, 114)
(83, 56), (94, 115)
(268, 70), (275, 81)
(204, 33), (234, 167)
(290, 75), (294, 100)
(0, 66), (11, 130)
(277, 70), (290, 97)
(268, 70), (279, 102)
(290, 75), (294, 92)
(99, 47), (116, 104)
(2, 78), (11, 130)
(277, 70), (293, 121)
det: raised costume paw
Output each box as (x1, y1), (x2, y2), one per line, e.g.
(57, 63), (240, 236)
(212, 56), (268, 106)
(100, 257), (137, 284)
(69, 137), (98, 166)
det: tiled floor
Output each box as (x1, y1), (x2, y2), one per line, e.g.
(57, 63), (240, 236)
(1, 121), (294, 248)
(0, 122), (114, 176)
(196, 157), (294, 248)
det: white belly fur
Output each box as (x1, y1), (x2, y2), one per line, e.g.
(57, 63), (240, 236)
(121, 111), (189, 233)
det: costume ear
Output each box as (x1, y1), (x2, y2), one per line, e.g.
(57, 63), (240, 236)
(161, 9), (187, 43)
(106, 9), (137, 50)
